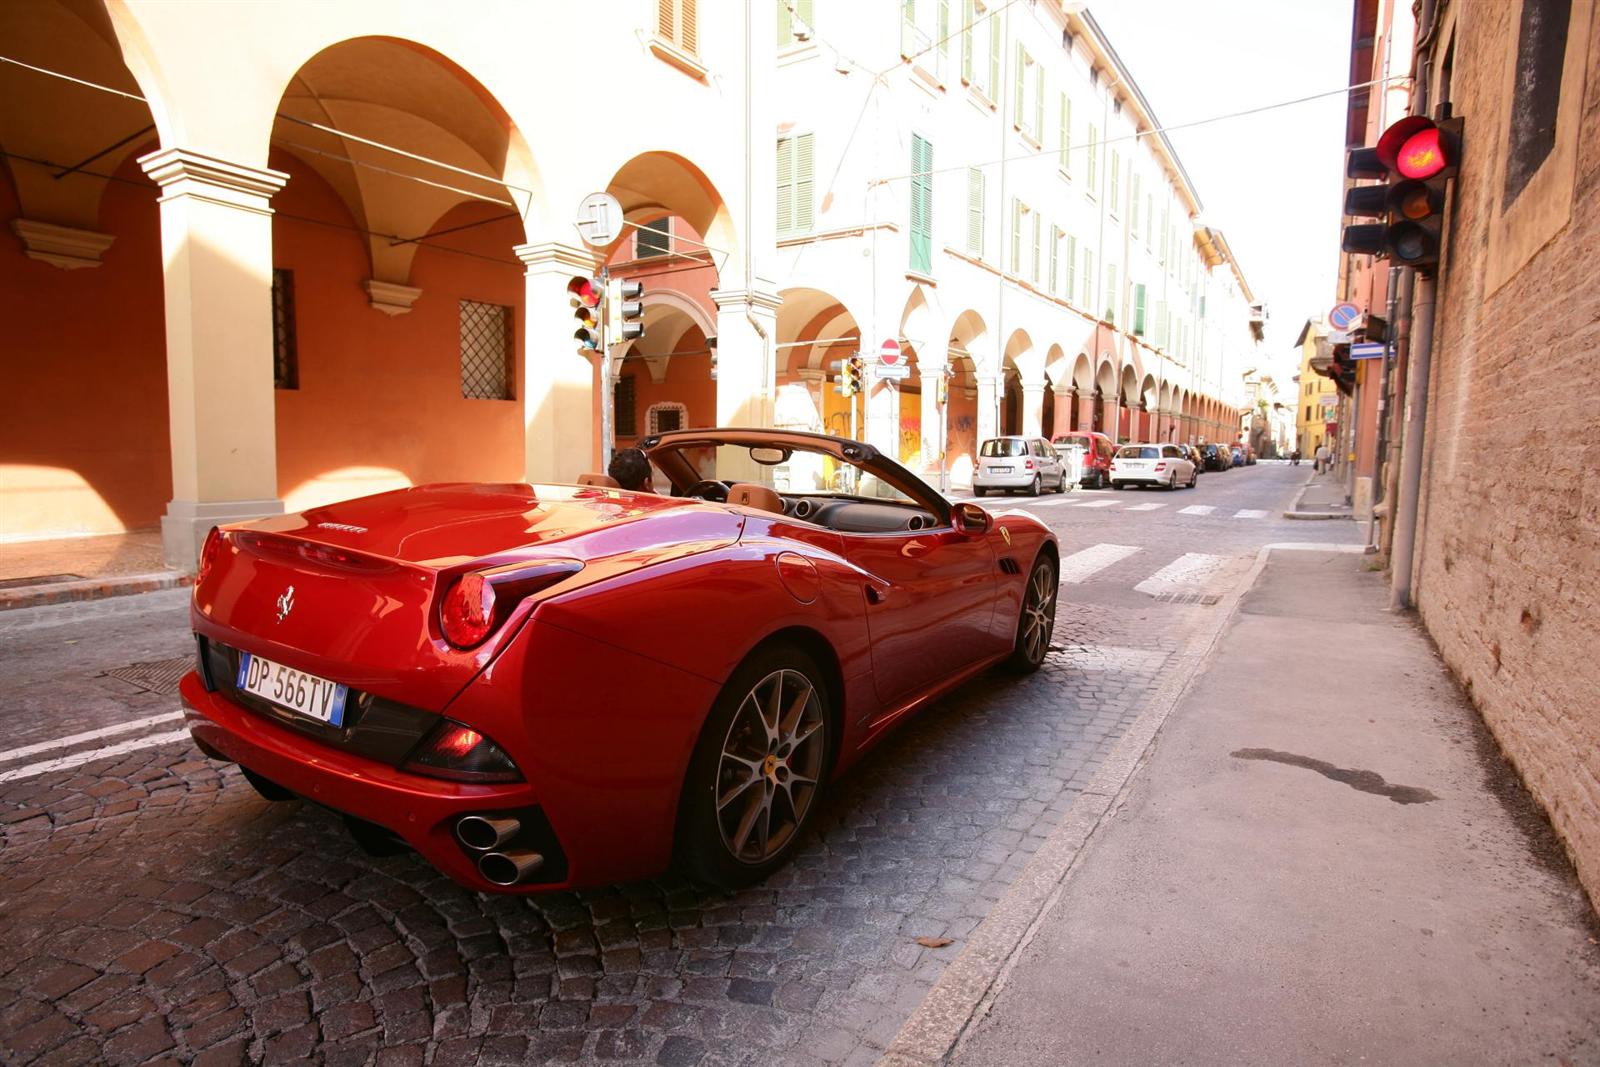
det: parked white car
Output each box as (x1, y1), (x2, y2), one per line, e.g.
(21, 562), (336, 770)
(973, 436), (1068, 496)
(1110, 443), (1197, 490)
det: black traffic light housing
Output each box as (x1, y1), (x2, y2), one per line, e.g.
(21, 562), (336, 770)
(1339, 116), (1462, 273)
(568, 275), (603, 351)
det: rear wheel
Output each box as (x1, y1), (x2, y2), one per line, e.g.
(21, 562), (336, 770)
(677, 645), (831, 889)
(1028, 474), (1041, 497)
(1187, 467), (1198, 488)
(1006, 554), (1057, 673)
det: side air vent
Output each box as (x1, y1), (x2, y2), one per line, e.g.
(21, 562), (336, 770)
(998, 557), (1021, 575)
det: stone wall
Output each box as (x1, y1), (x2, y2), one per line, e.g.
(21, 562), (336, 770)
(1412, 2), (1600, 905)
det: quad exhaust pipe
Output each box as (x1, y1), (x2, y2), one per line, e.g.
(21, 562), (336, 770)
(478, 849), (545, 886)
(455, 815), (520, 851)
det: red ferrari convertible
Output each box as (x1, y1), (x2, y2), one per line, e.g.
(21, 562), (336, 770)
(180, 429), (1058, 892)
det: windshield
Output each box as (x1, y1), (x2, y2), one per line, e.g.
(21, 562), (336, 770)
(1118, 446), (1160, 459)
(981, 439), (1027, 458)
(647, 440), (917, 504)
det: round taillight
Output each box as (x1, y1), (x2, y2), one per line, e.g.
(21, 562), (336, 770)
(197, 527), (222, 585)
(440, 573), (496, 649)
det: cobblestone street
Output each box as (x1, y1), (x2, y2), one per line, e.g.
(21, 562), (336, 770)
(1, 466), (1338, 1065)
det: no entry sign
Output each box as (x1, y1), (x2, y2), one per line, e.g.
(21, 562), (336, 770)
(880, 339), (901, 366)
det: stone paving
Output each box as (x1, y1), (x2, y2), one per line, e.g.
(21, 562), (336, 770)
(0, 467), (1317, 1065)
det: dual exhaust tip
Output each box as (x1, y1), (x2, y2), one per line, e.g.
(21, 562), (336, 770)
(455, 814), (544, 886)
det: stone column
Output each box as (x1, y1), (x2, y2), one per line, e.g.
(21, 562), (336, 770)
(920, 360), (948, 488)
(796, 367), (827, 432)
(1076, 389), (1094, 433)
(515, 242), (600, 481)
(1104, 393), (1121, 443)
(975, 375), (999, 444)
(1021, 381), (1045, 437)
(139, 148), (289, 571)
(713, 287), (783, 481)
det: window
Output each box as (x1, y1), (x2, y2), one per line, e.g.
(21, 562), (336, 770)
(1086, 125), (1098, 192)
(776, 132), (815, 237)
(1010, 198), (1028, 274)
(1504, 0), (1570, 206)
(271, 268), (297, 391)
(614, 375), (638, 437)
(1030, 211), (1041, 284)
(1155, 299), (1168, 348)
(910, 134), (933, 274)
(636, 217), (671, 258)
(648, 402), (687, 434)
(1057, 93), (1072, 174)
(1132, 283), (1147, 335)
(1130, 175), (1141, 231)
(656, 0), (698, 55)
(966, 167), (986, 257)
(960, 0), (975, 82)
(1033, 66), (1045, 141)
(1108, 150), (1120, 214)
(777, 0), (813, 46)
(1065, 235), (1078, 299)
(459, 299), (512, 400)
(1049, 225), (1063, 293)
(1103, 263), (1116, 323)
(1082, 247), (1095, 310)
(1013, 45), (1030, 134)
(1144, 194), (1154, 246)
(986, 2), (1000, 96)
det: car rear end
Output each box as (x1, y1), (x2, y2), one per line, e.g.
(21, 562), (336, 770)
(1109, 444), (1170, 487)
(180, 484), (738, 892)
(972, 437), (1038, 491)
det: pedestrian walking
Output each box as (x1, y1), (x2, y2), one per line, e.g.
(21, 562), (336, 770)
(1314, 443), (1331, 474)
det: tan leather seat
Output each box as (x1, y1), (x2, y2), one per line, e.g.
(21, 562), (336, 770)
(727, 482), (784, 514)
(576, 472), (620, 488)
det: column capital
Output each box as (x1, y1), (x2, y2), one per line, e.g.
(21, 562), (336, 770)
(138, 147), (288, 214)
(10, 219), (115, 270)
(711, 287), (784, 314)
(1021, 381), (1046, 395)
(514, 241), (599, 275)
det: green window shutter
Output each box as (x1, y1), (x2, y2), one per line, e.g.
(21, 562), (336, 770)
(1030, 211), (1041, 283)
(777, 0), (791, 46)
(1058, 93), (1070, 171)
(1065, 235), (1078, 299)
(1014, 45), (1026, 125)
(1086, 125), (1098, 189)
(1144, 194), (1153, 245)
(795, 132), (814, 232)
(1109, 151), (1120, 212)
(1155, 299), (1168, 347)
(937, 0), (951, 72)
(966, 167), (984, 256)
(910, 135), (932, 273)
(1104, 263), (1116, 322)
(961, 0), (974, 82)
(1083, 248), (1094, 310)
(1130, 175), (1141, 230)
(1133, 283), (1146, 335)
(1049, 226), (1060, 293)
(1010, 199), (1023, 274)
(987, 10), (1000, 96)
(1033, 67), (1044, 139)
(776, 135), (794, 235)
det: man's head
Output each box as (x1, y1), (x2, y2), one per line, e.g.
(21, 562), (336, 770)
(608, 447), (652, 492)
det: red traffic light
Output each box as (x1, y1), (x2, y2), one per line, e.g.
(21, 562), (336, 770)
(1395, 127), (1448, 179)
(566, 276), (602, 308)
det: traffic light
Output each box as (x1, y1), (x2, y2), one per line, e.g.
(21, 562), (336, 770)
(1340, 115), (1461, 273)
(847, 355), (863, 395)
(608, 278), (645, 343)
(830, 355), (864, 397)
(568, 275), (603, 351)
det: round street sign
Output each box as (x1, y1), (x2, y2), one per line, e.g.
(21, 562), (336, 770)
(575, 192), (624, 248)
(880, 338), (901, 365)
(1328, 302), (1361, 331)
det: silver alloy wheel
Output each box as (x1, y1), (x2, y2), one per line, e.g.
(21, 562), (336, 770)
(715, 668), (824, 865)
(1019, 561), (1057, 664)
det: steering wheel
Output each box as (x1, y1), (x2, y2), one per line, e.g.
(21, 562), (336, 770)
(685, 479), (730, 503)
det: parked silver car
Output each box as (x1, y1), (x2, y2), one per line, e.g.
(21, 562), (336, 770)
(973, 436), (1067, 496)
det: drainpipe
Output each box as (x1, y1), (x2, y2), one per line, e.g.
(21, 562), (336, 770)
(1388, 0), (1438, 610)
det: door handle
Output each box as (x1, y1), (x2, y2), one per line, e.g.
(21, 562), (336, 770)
(864, 583), (890, 605)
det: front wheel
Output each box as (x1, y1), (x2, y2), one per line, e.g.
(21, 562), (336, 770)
(1006, 554), (1057, 673)
(677, 646), (831, 889)
(1188, 468), (1198, 488)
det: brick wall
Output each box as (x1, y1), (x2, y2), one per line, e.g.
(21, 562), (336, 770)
(1412, 2), (1600, 905)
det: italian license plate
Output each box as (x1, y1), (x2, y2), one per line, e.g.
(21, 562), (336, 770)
(989, 465), (1011, 474)
(237, 652), (348, 727)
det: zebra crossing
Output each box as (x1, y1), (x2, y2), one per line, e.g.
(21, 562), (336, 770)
(954, 494), (1276, 520)
(1054, 541), (1249, 601)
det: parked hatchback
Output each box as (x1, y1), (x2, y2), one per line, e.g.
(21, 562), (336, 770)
(1050, 431), (1117, 489)
(974, 436), (1067, 496)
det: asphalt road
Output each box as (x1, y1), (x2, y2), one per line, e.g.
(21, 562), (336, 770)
(0, 462), (1354, 1066)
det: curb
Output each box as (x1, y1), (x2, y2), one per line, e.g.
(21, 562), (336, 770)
(877, 541), (1365, 1067)
(1283, 510), (1353, 521)
(0, 571), (190, 612)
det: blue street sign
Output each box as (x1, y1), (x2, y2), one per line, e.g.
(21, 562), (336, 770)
(1350, 342), (1386, 360)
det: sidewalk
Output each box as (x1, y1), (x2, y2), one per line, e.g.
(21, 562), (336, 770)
(0, 530), (186, 610)
(1286, 469), (1353, 519)
(954, 550), (1600, 1066)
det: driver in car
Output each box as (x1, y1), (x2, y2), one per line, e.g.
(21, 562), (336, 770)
(608, 447), (653, 493)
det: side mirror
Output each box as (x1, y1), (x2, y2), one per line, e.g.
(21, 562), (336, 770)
(953, 501), (991, 536)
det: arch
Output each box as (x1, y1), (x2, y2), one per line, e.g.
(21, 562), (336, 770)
(603, 150), (739, 277)
(640, 287), (716, 343)
(898, 284), (944, 367)
(1072, 353), (1094, 392)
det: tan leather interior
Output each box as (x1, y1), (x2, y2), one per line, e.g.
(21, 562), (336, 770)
(577, 472), (620, 488)
(727, 482), (784, 514)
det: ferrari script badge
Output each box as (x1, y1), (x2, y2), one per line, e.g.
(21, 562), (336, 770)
(275, 585), (295, 624)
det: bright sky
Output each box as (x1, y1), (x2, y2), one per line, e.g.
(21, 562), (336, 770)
(1087, 0), (1351, 377)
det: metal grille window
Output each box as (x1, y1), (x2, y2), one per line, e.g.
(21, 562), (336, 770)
(637, 218), (671, 258)
(648, 402), (686, 434)
(271, 268), (298, 390)
(615, 375), (638, 436)
(459, 299), (513, 400)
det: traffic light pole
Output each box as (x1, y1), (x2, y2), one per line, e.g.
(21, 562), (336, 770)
(598, 267), (613, 467)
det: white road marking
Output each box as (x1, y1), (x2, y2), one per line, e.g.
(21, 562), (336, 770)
(1123, 503), (1166, 511)
(1135, 552), (1232, 596)
(1064, 499), (1119, 508)
(1015, 497), (1069, 507)
(1233, 509), (1269, 519)
(0, 710), (183, 765)
(1178, 505), (1216, 516)
(0, 728), (192, 784)
(1057, 543), (1142, 584)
